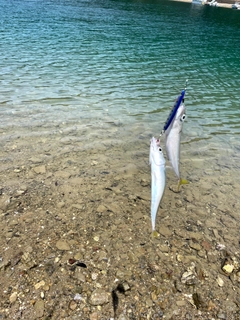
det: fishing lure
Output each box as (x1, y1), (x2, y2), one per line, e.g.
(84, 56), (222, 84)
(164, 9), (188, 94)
(161, 80), (188, 135)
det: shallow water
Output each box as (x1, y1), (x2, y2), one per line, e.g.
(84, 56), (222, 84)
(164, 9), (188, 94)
(1, 0), (240, 318)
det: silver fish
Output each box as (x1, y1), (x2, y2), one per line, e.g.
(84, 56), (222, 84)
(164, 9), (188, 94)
(149, 137), (166, 237)
(165, 103), (188, 191)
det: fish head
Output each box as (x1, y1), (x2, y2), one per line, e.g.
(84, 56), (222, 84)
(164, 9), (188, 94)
(165, 103), (186, 136)
(175, 103), (186, 128)
(150, 137), (165, 166)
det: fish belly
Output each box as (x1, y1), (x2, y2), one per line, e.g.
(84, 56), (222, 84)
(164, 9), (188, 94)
(165, 131), (180, 179)
(151, 166), (165, 231)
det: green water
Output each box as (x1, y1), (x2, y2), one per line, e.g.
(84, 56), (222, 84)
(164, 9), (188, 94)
(0, 0), (240, 151)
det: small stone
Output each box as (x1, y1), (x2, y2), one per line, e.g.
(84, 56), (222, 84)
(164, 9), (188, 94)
(217, 276), (224, 287)
(159, 225), (172, 237)
(74, 269), (86, 282)
(56, 240), (70, 251)
(158, 244), (169, 253)
(177, 254), (183, 262)
(146, 297), (153, 307)
(74, 293), (82, 301)
(9, 292), (18, 303)
(222, 264), (234, 274)
(40, 292), (45, 299)
(33, 165), (46, 174)
(34, 280), (46, 290)
(176, 300), (186, 307)
(69, 300), (77, 310)
(116, 282), (130, 293)
(89, 289), (109, 306)
(90, 312), (99, 320)
(96, 205), (106, 213)
(181, 270), (197, 285)
(91, 272), (98, 281)
(189, 240), (201, 251)
(34, 300), (45, 318)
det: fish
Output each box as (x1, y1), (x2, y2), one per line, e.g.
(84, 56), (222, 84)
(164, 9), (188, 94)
(164, 102), (188, 191)
(149, 137), (166, 237)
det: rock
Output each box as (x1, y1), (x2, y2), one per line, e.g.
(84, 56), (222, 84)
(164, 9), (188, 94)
(34, 280), (45, 290)
(181, 266), (198, 286)
(34, 300), (44, 318)
(146, 297), (153, 307)
(217, 276), (224, 287)
(89, 289), (109, 306)
(159, 225), (172, 237)
(222, 264), (234, 274)
(9, 292), (18, 303)
(189, 240), (201, 251)
(33, 165), (46, 174)
(90, 312), (99, 320)
(56, 240), (70, 251)
(96, 204), (107, 213)
(74, 269), (86, 282)
(69, 300), (77, 310)
(158, 244), (169, 253)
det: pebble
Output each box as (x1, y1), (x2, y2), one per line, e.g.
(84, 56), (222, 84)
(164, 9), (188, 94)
(159, 225), (172, 237)
(189, 240), (201, 251)
(69, 300), (77, 310)
(217, 276), (224, 287)
(181, 270), (197, 285)
(56, 240), (70, 251)
(34, 300), (45, 318)
(33, 165), (46, 174)
(89, 289), (109, 306)
(146, 297), (153, 307)
(222, 264), (234, 274)
(89, 312), (99, 320)
(9, 292), (18, 303)
(34, 280), (45, 290)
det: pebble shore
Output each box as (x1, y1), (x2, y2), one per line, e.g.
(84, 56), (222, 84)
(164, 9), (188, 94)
(0, 120), (240, 319)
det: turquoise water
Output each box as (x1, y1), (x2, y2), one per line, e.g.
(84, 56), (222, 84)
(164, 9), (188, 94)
(0, 0), (240, 147)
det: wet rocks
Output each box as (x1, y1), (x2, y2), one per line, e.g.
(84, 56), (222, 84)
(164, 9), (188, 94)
(33, 165), (46, 174)
(181, 264), (198, 286)
(33, 300), (45, 318)
(56, 239), (70, 251)
(9, 292), (18, 304)
(89, 289), (109, 306)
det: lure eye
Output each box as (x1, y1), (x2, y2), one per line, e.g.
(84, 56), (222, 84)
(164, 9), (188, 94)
(158, 147), (162, 152)
(180, 114), (186, 122)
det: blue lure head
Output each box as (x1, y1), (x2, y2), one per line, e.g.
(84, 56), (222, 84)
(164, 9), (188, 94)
(163, 89), (185, 132)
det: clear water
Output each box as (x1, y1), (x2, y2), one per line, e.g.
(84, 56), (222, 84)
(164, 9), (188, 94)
(0, 0), (240, 166)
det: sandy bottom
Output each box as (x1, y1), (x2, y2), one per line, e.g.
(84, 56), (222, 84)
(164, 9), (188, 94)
(0, 119), (240, 319)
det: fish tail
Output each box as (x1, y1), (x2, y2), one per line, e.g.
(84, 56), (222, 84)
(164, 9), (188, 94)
(151, 230), (160, 238)
(177, 178), (189, 191)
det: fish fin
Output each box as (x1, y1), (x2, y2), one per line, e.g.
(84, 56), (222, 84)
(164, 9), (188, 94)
(177, 178), (189, 191)
(151, 230), (160, 238)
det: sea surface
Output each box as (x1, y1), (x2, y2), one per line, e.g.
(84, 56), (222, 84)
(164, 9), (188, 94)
(0, 0), (240, 172)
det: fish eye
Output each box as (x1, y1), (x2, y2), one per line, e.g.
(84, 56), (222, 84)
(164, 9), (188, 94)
(158, 147), (162, 152)
(180, 114), (186, 122)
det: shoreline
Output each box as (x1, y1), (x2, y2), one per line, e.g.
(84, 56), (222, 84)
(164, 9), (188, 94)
(172, 0), (234, 8)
